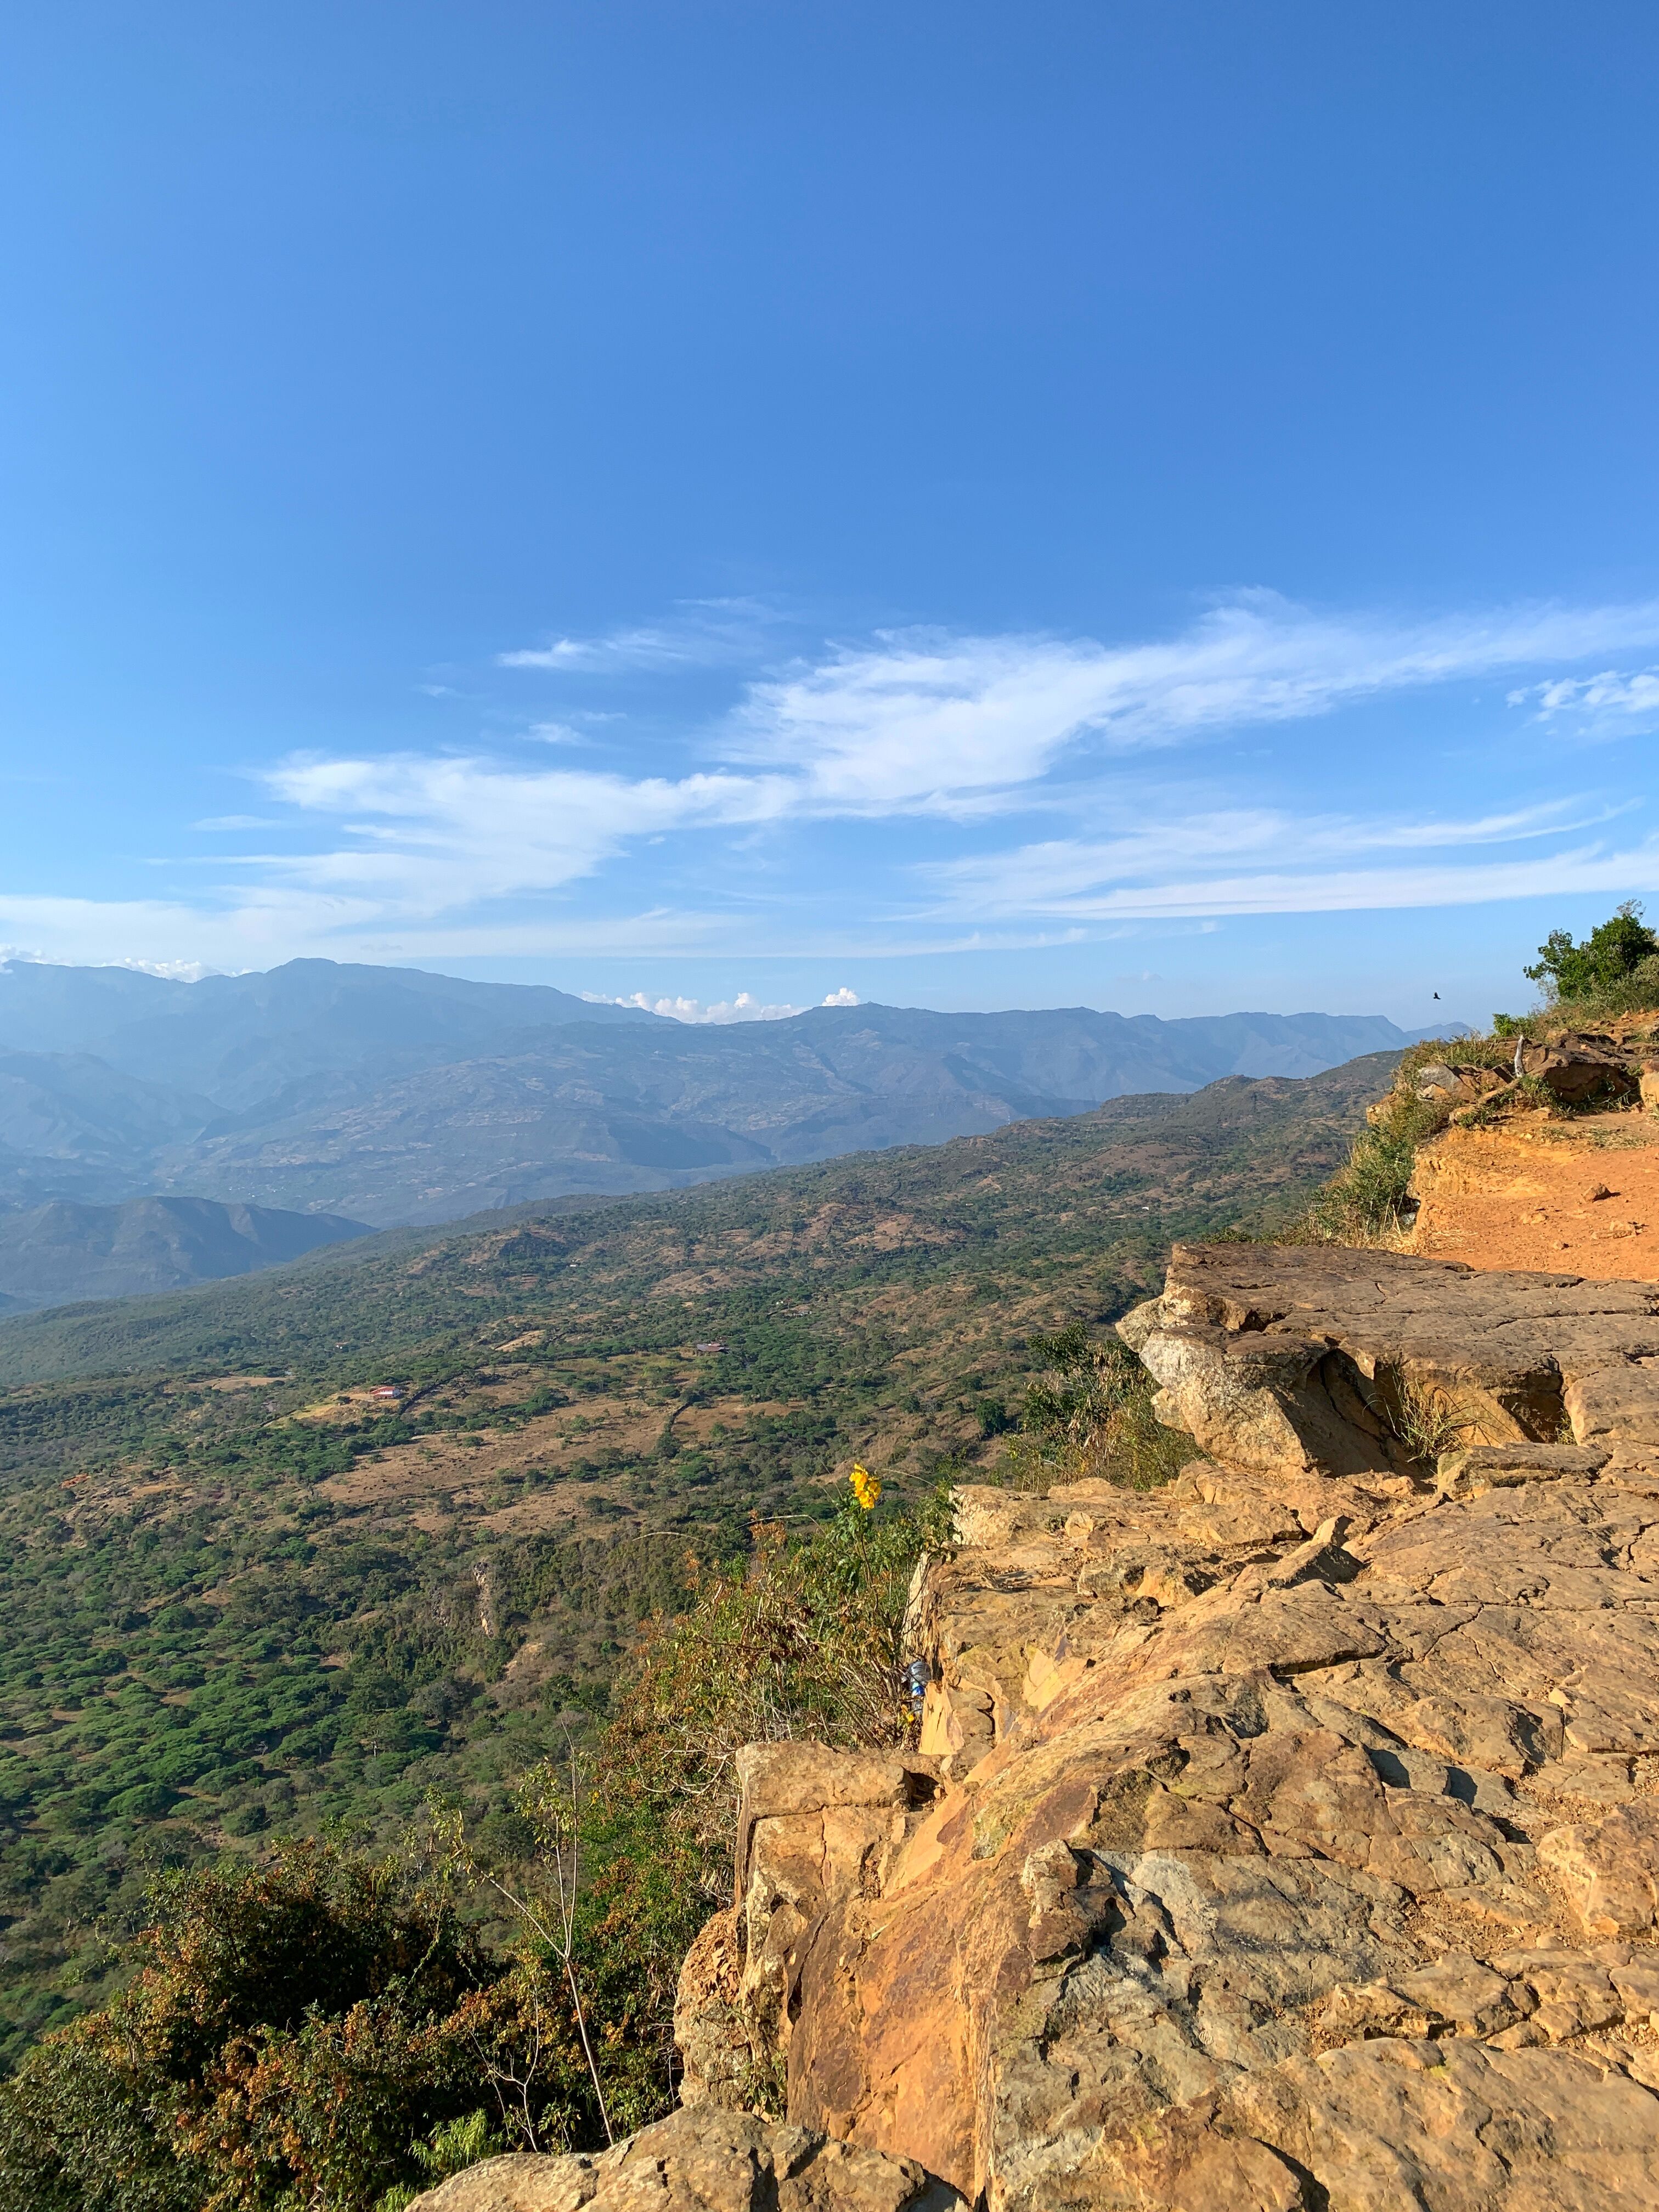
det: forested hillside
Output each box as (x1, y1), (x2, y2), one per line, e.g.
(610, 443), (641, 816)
(0, 1052), (1392, 2076)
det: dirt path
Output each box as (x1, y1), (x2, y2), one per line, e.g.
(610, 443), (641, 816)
(1406, 1108), (1659, 1277)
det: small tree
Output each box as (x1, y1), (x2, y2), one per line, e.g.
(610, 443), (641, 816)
(1523, 901), (1659, 1002)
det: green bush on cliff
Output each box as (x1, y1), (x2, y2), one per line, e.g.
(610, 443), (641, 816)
(998, 1323), (1194, 1494)
(604, 1483), (949, 1872)
(1523, 901), (1659, 1003)
(1302, 1085), (1444, 1243)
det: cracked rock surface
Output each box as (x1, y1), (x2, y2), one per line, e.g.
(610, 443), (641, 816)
(678, 1246), (1659, 2210)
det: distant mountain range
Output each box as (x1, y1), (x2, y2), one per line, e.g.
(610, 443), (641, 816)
(0, 1196), (369, 1312)
(0, 956), (1453, 1228)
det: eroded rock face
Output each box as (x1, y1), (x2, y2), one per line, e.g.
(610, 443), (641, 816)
(405, 2104), (963, 2211)
(1130, 1240), (1659, 1486)
(680, 1246), (1659, 2209)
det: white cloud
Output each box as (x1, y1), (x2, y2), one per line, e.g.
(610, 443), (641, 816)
(258, 752), (793, 909)
(1509, 668), (1659, 735)
(922, 833), (1659, 923)
(583, 985), (861, 1023)
(0, 943), (222, 980)
(917, 789), (1659, 930)
(728, 594), (1659, 814)
(921, 798), (1628, 917)
(117, 956), (225, 980)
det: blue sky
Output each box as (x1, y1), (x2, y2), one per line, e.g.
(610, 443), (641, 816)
(4, 3), (1659, 1027)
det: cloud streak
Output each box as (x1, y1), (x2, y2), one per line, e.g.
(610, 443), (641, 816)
(918, 799), (1634, 913)
(260, 752), (793, 907)
(1509, 667), (1659, 736)
(726, 594), (1659, 814)
(499, 597), (787, 674)
(22, 589), (1659, 974)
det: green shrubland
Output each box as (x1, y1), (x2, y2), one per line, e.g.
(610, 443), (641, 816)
(0, 1481), (947, 2211)
(0, 1060), (1391, 2205)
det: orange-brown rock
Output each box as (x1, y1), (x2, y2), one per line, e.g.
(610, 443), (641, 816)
(677, 1245), (1659, 2209)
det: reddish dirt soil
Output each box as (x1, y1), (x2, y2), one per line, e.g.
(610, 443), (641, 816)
(1406, 1109), (1659, 1279)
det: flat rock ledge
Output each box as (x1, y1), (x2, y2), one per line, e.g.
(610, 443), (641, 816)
(673, 1246), (1659, 2211)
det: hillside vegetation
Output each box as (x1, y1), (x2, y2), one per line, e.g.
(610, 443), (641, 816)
(0, 1053), (1391, 2145)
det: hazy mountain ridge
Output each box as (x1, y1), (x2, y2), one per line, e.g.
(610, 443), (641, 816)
(0, 1195), (371, 1311)
(0, 1052), (1396, 1391)
(0, 958), (1445, 1226)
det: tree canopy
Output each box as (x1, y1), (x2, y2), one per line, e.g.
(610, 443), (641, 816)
(1524, 902), (1659, 1001)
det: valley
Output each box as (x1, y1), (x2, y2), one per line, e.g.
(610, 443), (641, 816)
(0, 1051), (1392, 2064)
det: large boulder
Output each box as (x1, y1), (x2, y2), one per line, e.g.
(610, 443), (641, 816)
(405, 2104), (962, 2211)
(1517, 1032), (1638, 1107)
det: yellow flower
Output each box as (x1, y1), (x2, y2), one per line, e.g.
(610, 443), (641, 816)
(849, 1462), (881, 1511)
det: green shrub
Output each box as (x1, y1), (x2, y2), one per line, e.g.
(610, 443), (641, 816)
(0, 1841), (590, 2212)
(1290, 1033), (1522, 1246)
(1000, 1324), (1194, 1495)
(606, 1486), (946, 1846)
(1524, 902), (1659, 1002)
(1495, 951), (1659, 1037)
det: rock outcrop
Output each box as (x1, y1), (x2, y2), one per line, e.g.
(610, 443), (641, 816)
(678, 1244), (1659, 2209)
(406, 2104), (962, 2210)
(1515, 1032), (1640, 1109)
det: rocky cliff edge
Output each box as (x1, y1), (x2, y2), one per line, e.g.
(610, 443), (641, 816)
(429, 1243), (1659, 2210)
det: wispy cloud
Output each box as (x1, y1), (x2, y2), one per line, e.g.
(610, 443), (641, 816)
(920, 797), (1632, 915)
(917, 789), (1659, 923)
(259, 752), (793, 908)
(29, 589), (1659, 974)
(727, 594), (1659, 814)
(921, 819), (1659, 922)
(983, 845), (1659, 921)
(499, 597), (786, 674)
